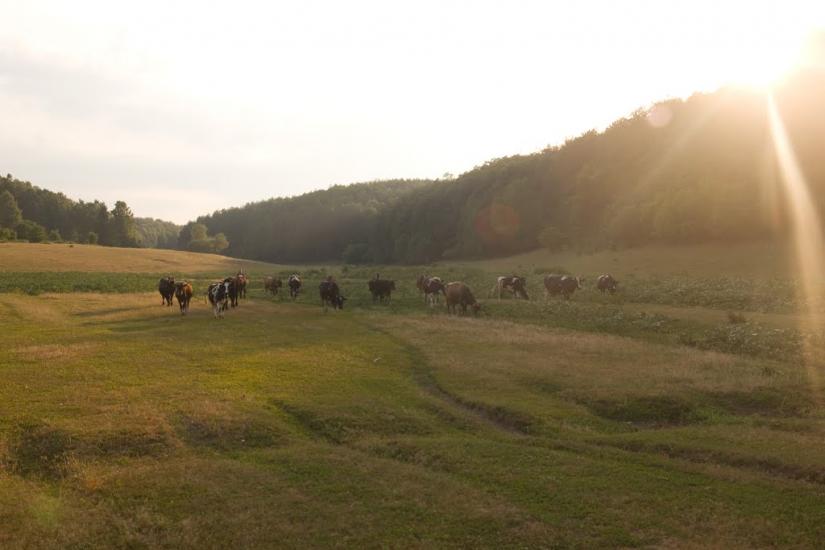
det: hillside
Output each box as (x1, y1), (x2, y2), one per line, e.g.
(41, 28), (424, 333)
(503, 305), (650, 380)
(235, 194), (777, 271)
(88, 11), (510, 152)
(0, 242), (273, 273)
(197, 68), (825, 265)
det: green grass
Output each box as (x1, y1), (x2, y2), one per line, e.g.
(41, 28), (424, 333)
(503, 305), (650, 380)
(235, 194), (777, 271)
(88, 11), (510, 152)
(2, 243), (825, 546)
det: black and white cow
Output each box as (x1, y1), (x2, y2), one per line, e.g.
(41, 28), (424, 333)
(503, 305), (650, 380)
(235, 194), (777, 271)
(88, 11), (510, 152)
(492, 275), (529, 300)
(288, 274), (302, 300)
(596, 274), (619, 294)
(208, 280), (231, 318)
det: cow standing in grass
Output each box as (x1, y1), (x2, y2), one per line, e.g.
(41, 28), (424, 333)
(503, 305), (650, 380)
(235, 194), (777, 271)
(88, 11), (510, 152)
(445, 282), (481, 315)
(596, 274), (619, 294)
(158, 277), (175, 306)
(422, 276), (446, 306)
(288, 275), (302, 300)
(208, 281), (231, 318)
(319, 277), (345, 311)
(264, 276), (282, 296)
(235, 272), (248, 299)
(491, 275), (529, 300)
(174, 281), (193, 315)
(223, 277), (240, 308)
(544, 274), (581, 300)
(368, 274), (396, 303)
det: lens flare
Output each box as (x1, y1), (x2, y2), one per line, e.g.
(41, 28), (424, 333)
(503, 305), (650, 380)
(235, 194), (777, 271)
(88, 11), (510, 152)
(767, 93), (825, 395)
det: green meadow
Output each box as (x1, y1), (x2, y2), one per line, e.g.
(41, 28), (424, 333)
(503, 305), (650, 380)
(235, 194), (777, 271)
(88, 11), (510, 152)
(1, 243), (825, 547)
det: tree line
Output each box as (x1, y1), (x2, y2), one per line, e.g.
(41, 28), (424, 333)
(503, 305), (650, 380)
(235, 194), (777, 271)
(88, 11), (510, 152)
(198, 69), (825, 264)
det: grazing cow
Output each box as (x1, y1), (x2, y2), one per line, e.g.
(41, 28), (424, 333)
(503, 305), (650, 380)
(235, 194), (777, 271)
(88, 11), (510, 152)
(174, 281), (193, 315)
(158, 277), (175, 306)
(596, 274), (619, 294)
(223, 277), (239, 308)
(207, 280), (231, 318)
(422, 276), (446, 306)
(319, 277), (345, 311)
(491, 275), (529, 300)
(235, 272), (248, 299)
(288, 275), (302, 300)
(368, 274), (396, 303)
(264, 276), (283, 296)
(544, 274), (581, 300)
(445, 282), (481, 315)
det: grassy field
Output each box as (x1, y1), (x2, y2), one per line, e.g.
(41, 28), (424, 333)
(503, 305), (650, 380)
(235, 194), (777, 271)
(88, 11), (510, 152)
(1, 243), (825, 547)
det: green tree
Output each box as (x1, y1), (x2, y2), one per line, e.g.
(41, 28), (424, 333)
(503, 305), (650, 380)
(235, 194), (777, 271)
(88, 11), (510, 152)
(87, 232), (99, 245)
(47, 228), (62, 242)
(212, 232), (229, 253)
(0, 190), (22, 229)
(109, 201), (139, 247)
(16, 220), (47, 243)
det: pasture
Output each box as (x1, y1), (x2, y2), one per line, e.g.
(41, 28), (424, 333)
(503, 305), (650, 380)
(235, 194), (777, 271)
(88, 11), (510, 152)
(1, 244), (825, 547)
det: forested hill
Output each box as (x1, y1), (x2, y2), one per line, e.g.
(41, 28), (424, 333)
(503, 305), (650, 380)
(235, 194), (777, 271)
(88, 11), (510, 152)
(198, 69), (825, 264)
(196, 179), (435, 263)
(0, 174), (180, 248)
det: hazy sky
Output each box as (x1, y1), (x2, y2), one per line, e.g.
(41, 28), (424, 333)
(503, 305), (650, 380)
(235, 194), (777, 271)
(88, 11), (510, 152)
(1, 1), (823, 223)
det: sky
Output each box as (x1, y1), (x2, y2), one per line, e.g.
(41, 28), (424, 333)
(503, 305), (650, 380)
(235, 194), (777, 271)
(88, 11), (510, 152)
(1, 1), (823, 224)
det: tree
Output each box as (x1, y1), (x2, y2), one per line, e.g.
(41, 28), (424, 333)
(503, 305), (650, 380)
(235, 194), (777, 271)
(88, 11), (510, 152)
(109, 201), (139, 247)
(537, 226), (568, 252)
(0, 228), (16, 241)
(47, 229), (62, 242)
(0, 190), (22, 229)
(16, 220), (47, 243)
(87, 232), (99, 245)
(212, 232), (229, 253)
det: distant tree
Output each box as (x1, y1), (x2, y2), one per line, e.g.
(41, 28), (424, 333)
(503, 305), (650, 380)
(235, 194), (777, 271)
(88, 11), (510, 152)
(109, 201), (139, 247)
(0, 227), (16, 241)
(87, 231), (99, 245)
(16, 220), (47, 243)
(0, 190), (22, 229)
(537, 226), (568, 252)
(47, 228), (62, 242)
(95, 204), (111, 245)
(212, 232), (229, 253)
(342, 243), (369, 264)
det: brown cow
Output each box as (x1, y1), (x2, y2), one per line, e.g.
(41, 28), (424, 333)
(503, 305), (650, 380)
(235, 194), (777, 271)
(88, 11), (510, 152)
(174, 281), (193, 315)
(235, 272), (248, 299)
(264, 276), (283, 296)
(445, 282), (481, 315)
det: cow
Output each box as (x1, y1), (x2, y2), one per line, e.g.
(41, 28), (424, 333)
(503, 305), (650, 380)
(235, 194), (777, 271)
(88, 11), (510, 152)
(422, 276), (446, 306)
(264, 276), (283, 296)
(207, 280), (231, 318)
(544, 274), (581, 300)
(174, 281), (193, 315)
(319, 277), (345, 311)
(445, 282), (481, 316)
(288, 274), (302, 300)
(368, 274), (396, 303)
(596, 274), (619, 294)
(223, 277), (239, 308)
(416, 275), (427, 294)
(491, 275), (529, 300)
(235, 272), (248, 299)
(158, 277), (175, 306)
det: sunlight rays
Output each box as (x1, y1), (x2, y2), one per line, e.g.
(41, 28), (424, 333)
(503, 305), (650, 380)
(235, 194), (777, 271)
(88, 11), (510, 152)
(767, 93), (825, 395)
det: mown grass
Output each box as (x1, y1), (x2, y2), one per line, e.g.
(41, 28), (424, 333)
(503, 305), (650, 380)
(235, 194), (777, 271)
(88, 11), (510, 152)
(0, 293), (824, 547)
(2, 243), (825, 546)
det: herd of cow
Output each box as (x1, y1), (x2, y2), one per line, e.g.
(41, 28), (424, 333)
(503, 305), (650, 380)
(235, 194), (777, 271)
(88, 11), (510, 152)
(158, 271), (619, 319)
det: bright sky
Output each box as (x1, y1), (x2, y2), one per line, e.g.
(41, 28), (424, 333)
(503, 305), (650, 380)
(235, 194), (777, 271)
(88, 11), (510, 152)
(0, 0), (823, 223)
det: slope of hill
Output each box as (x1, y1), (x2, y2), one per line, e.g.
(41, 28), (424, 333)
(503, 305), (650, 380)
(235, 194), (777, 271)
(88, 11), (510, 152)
(0, 242), (272, 273)
(197, 69), (825, 265)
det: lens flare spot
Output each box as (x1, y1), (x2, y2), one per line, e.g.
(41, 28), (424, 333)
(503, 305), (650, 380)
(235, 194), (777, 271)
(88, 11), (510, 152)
(646, 104), (673, 128)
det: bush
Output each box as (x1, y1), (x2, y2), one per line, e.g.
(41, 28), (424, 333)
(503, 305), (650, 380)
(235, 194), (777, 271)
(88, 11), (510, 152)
(16, 220), (47, 243)
(47, 229), (62, 242)
(87, 232), (99, 245)
(0, 227), (16, 241)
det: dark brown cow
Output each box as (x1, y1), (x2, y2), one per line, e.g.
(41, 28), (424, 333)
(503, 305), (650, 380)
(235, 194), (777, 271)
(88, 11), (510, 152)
(235, 272), (248, 299)
(174, 281), (193, 315)
(158, 276), (175, 306)
(368, 274), (396, 303)
(264, 276), (283, 295)
(319, 277), (345, 311)
(445, 281), (481, 315)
